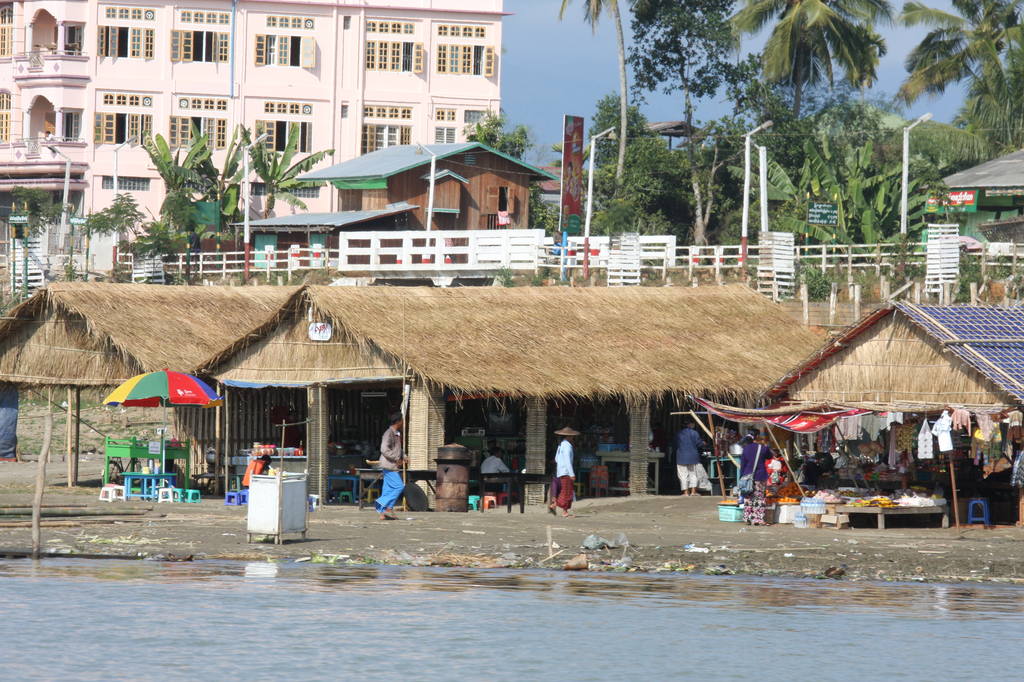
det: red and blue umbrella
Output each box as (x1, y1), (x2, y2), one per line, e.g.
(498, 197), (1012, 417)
(103, 370), (222, 408)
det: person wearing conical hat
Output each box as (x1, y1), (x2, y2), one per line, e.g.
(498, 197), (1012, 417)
(549, 426), (579, 518)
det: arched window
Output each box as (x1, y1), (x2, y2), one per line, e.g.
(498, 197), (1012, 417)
(0, 92), (10, 143)
(0, 6), (13, 57)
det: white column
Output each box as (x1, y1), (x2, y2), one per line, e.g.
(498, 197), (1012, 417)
(55, 108), (64, 138)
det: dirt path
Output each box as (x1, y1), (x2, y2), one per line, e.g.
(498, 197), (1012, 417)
(2, 461), (1022, 583)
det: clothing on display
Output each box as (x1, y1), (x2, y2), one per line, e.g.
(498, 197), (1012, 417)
(917, 419), (934, 460)
(951, 408), (971, 432)
(836, 415), (861, 441)
(1012, 453), (1024, 488)
(976, 413), (995, 441)
(933, 410), (954, 453)
(886, 412), (904, 427)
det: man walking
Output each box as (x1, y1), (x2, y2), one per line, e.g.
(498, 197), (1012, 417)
(674, 420), (707, 496)
(549, 426), (579, 517)
(375, 413), (405, 520)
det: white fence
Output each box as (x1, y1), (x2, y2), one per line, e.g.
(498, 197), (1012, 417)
(104, 229), (1024, 282)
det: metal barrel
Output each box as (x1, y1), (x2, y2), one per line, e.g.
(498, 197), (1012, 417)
(434, 444), (472, 512)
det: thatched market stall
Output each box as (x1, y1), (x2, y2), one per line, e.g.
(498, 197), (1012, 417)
(199, 285), (821, 503)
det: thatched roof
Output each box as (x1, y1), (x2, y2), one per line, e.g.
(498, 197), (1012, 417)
(202, 284), (821, 401)
(0, 283), (297, 386)
(766, 303), (1024, 410)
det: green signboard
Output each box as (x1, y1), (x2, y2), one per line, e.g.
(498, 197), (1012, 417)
(8, 215), (28, 240)
(807, 201), (838, 226)
(8, 215), (28, 224)
(564, 214), (581, 235)
(69, 217), (86, 226)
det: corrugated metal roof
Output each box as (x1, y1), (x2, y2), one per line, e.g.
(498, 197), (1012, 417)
(897, 302), (1024, 401)
(299, 142), (557, 182)
(944, 149), (1024, 188)
(243, 203), (417, 229)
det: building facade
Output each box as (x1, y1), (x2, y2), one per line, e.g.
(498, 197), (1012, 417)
(0, 0), (503, 267)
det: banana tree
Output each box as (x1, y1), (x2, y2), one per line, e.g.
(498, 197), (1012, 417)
(195, 124), (246, 228)
(247, 125), (333, 218)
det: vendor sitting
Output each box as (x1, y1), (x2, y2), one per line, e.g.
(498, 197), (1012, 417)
(481, 452), (510, 474)
(242, 454), (272, 487)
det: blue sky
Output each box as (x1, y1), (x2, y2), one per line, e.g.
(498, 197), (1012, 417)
(502, 0), (963, 165)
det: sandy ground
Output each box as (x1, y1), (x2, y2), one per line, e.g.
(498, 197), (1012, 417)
(2, 459), (1024, 584)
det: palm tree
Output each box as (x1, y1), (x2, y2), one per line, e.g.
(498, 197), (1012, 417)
(732, 0), (894, 117)
(956, 35), (1024, 153)
(246, 125), (333, 219)
(559, 0), (628, 187)
(899, 0), (1024, 104)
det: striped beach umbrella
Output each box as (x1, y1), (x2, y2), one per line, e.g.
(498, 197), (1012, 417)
(103, 370), (222, 408)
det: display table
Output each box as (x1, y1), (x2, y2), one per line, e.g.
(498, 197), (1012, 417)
(597, 451), (665, 494)
(103, 437), (191, 486)
(835, 504), (949, 529)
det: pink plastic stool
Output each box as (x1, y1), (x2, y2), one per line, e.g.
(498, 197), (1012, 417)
(482, 494), (499, 510)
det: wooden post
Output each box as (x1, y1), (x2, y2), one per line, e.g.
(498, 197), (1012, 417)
(801, 282), (809, 325)
(942, 282), (952, 305)
(65, 387), (73, 487)
(948, 451), (961, 532)
(828, 282), (838, 326)
(223, 387), (231, 496)
(853, 283), (862, 321)
(880, 275), (890, 301)
(980, 249), (987, 283)
(913, 281), (922, 304)
(846, 248), (853, 286)
(72, 388), (80, 486)
(32, 388), (54, 560)
(1013, 242), (1019, 280)
(970, 281), (979, 306)
(875, 243), (882, 275)
(820, 244), (827, 273)
(524, 397), (547, 505)
(772, 279), (779, 302)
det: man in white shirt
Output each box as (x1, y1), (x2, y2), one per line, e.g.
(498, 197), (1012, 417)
(549, 426), (578, 517)
(480, 453), (510, 474)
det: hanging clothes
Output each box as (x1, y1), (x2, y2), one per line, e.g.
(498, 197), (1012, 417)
(933, 410), (954, 453)
(1012, 452), (1024, 488)
(886, 412), (904, 428)
(888, 427), (899, 467)
(972, 427), (986, 465)
(917, 419), (934, 460)
(976, 413), (995, 441)
(861, 414), (885, 441)
(951, 408), (971, 432)
(895, 423), (916, 453)
(1006, 410), (1023, 445)
(836, 415), (862, 441)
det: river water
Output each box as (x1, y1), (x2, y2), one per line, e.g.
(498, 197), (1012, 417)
(2, 559), (1023, 681)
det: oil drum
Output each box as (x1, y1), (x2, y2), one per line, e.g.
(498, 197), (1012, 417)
(434, 444), (472, 512)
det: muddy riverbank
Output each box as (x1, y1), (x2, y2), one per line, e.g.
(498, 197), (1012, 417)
(2, 461), (1023, 583)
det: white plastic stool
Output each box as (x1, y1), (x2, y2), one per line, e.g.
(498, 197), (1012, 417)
(157, 487), (181, 503)
(99, 485), (125, 502)
(308, 494), (320, 512)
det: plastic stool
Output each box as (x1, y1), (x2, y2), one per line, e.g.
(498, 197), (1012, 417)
(157, 487), (181, 503)
(467, 495), (481, 511)
(966, 498), (991, 526)
(338, 491), (354, 504)
(182, 489), (201, 503)
(228, 475), (244, 491)
(308, 494), (321, 512)
(364, 487), (381, 503)
(495, 492), (510, 507)
(98, 485), (125, 502)
(238, 489), (249, 505)
(481, 494), (498, 510)
(224, 491), (243, 506)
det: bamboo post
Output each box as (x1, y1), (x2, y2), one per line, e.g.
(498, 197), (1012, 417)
(948, 451), (961, 531)
(828, 282), (838, 325)
(801, 282), (809, 325)
(766, 427), (804, 498)
(223, 387), (231, 495)
(942, 282), (952, 305)
(970, 281), (978, 306)
(980, 249), (987, 283)
(913, 281), (922, 304)
(853, 283), (862, 320)
(214, 399), (223, 493)
(72, 388), (80, 486)
(65, 387), (73, 487)
(875, 243), (881, 275)
(706, 411), (727, 500)
(1013, 242), (1018, 280)
(32, 388), (54, 560)
(846, 248), (853, 286)
(880, 275), (890, 302)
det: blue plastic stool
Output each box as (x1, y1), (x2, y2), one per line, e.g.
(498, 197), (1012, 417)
(182, 489), (201, 503)
(238, 489), (249, 505)
(966, 498), (990, 526)
(224, 491), (242, 506)
(467, 495), (481, 511)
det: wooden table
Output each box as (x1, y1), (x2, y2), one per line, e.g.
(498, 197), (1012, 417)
(835, 504), (949, 529)
(597, 451), (665, 494)
(479, 472), (550, 513)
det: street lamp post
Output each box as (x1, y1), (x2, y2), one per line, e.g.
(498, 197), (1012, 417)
(415, 143), (438, 231)
(47, 145), (73, 278)
(583, 126), (616, 280)
(741, 120), (773, 266)
(758, 144), (769, 236)
(243, 132), (269, 278)
(901, 112), (932, 235)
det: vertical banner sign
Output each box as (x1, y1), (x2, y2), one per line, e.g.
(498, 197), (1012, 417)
(560, 115), (585, 234)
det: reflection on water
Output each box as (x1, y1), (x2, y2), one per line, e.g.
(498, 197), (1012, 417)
(2, 559), (1023, 681)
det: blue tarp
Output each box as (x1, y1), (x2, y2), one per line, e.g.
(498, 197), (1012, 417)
(0, 385), (18, 459)
(222, 377), (402, 389)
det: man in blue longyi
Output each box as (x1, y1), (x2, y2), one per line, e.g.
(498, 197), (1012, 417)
(375, 413), (406, 520)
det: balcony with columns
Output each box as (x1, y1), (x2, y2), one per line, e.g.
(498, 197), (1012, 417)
(13, 10), (89, 86)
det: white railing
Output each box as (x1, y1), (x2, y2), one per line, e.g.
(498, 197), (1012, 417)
(107, 232), (1024, 281)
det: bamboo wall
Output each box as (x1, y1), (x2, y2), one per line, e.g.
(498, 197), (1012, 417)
(628, 399), (651, 496)
(524, 397), (546, 504)
(787, 313), (1008, 406)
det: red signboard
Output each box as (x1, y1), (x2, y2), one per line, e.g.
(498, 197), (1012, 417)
(560, 115), (585, 234)
(946, 189), (978, 213)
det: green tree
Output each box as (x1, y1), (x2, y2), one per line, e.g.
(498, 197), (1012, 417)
(84, 193), (146, 279)
(732, 0), (894, 117)
(899, 0), (1024, 104)
(195, 125), (247, 227)
(954, 36), (1024, 153)
(559, 0), (628, 186)
(247, 125), (333, 219)
(465, 112), (532, 159)
(143, 130), (212, 236)
(630, 0), (740, 244)
(10, 187), (61, 236)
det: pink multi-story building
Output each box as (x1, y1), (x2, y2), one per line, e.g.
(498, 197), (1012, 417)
(0, 0), (504, 267)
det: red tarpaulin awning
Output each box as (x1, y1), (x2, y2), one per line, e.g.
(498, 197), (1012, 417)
(691, 397), (870, 434)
